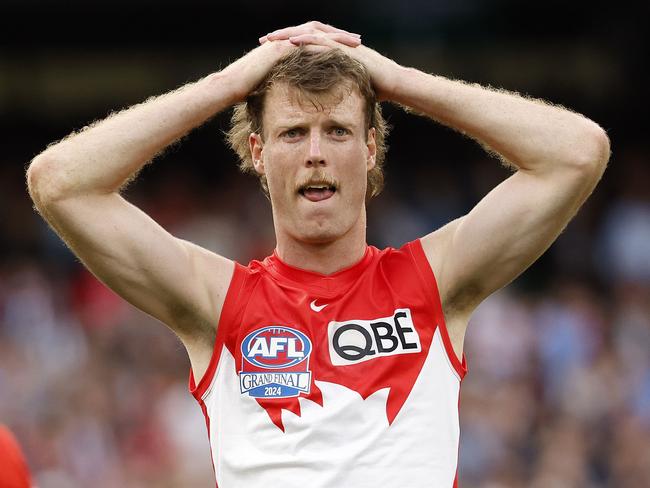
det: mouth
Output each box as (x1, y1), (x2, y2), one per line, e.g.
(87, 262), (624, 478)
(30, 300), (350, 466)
(298, 184), (337, 202)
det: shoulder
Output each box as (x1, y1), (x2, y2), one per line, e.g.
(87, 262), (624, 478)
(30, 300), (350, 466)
(369, 239), (442, 298)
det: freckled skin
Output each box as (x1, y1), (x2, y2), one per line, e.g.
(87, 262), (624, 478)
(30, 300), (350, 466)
(251, 83), (377, 246)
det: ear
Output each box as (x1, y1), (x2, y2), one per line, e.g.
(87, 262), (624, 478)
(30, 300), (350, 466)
(366, 127), (377, 171)
(249, 132), (265, 175)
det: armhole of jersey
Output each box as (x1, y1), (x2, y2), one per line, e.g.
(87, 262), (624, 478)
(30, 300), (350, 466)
(407, 238), (468, 380)
(189, 261), (248, 400)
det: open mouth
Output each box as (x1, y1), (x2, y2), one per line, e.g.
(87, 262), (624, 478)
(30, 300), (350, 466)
(298, 184), (337, 202)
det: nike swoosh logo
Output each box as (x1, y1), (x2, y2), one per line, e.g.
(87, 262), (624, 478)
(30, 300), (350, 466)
(310, 300), (328, 312)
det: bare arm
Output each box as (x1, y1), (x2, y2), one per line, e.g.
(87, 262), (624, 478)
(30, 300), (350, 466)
(28, 40), (299, 201)
(375, 56), (609, 360)
(26, 24), (362, 377)
(388, 68), (609, 175)
(25, 40), (301, 350)
(388, 69), (610, 310)
(261, 28), (610, 356)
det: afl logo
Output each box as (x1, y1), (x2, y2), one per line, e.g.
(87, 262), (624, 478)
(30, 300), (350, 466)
(240, 326), (313, 399)
(242, 326), (312, 368)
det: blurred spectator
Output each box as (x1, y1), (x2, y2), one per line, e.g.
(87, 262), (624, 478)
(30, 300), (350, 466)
(595, 148), (650, 284)
(1, 18), (648, 485)
(3, 146), (649, 485)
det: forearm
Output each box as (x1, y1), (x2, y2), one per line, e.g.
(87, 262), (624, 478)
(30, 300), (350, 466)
(390, 66), (610, 171)
(27, 71), (238, 202)
(27, 41), (290, 203)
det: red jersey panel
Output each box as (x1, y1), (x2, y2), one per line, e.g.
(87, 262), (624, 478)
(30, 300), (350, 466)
(0, 425), (32, 488)
(190, 239), (467, 488)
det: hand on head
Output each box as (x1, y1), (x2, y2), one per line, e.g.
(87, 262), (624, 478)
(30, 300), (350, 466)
(259, 20), (362, 50)
(256, 21), (399, 103)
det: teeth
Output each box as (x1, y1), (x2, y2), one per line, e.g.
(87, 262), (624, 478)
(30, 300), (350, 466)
(299, 184), (336, 194)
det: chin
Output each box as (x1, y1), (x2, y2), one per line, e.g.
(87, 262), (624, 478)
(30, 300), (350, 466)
(291, 218), (347, 245)
(298, 226), (341, 245)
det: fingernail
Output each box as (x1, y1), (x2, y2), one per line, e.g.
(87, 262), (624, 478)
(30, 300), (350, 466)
(259, 36), (267, 43)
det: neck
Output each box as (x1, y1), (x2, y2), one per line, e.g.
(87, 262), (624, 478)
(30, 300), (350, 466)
(275, 215), (368, 275)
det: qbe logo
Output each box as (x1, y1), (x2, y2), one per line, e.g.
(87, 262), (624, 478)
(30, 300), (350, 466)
(327, 308), (421, 366)
(240, 326), (312, 399)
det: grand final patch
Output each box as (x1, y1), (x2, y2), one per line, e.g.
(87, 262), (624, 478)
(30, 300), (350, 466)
(240, 326), (313, 399)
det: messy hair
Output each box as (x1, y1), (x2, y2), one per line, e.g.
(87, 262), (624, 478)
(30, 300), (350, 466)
(226, 47), (389, 200)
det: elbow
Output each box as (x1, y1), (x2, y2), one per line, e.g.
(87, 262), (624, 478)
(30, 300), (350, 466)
(26, 155), (47, 206)
(26, 153), (65, 207)
(572, 122), (611, 175)
(587, 123), (611, 170)
(564, 123), (611, 196)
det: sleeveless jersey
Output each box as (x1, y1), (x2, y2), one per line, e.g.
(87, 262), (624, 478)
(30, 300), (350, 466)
(189, 238), (467, 488)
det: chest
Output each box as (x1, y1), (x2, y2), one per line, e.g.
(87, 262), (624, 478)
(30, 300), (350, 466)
(229, 276), (439, 421)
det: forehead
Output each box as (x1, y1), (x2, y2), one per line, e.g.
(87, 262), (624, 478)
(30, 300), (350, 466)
(262, 83), (365, 129)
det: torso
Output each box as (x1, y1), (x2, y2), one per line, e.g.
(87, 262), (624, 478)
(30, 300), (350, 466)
(188, 239), (467, 487)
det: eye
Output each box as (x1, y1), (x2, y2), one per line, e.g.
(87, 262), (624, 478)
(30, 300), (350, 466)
(281, 128), (302, 139)
(331, 127), (350, 137)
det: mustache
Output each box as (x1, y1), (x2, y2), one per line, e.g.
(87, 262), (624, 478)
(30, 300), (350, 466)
(295, 170), (339, 192)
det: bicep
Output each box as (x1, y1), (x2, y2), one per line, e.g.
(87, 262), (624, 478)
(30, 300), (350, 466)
(38, 192), (233, 336)
(423, 165), (603, 313)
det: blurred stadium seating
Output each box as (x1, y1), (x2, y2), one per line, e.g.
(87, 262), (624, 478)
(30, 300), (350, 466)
(1, 1), (648, 486)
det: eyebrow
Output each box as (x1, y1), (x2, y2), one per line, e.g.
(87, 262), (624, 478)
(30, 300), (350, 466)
(275, 117), (358, 131)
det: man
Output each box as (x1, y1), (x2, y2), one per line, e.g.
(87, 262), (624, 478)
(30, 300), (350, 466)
(27, 21), (609, 488)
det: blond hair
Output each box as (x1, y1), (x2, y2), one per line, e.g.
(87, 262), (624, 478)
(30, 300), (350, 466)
(226, 47), (389, 200)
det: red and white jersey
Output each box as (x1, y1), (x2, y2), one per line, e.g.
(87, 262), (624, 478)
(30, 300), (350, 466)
(190, 238), (467, 488)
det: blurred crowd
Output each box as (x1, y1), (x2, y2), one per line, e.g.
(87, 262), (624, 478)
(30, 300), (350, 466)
(1, 105), (649, 487)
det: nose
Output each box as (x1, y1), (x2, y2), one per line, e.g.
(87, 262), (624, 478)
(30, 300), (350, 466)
(306, 130), (325, 167)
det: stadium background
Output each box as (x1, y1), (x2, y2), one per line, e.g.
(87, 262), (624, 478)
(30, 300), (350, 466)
(1, 0), (648, 486)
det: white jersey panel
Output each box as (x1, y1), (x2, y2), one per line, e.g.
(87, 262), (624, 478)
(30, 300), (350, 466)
(201, 327), (461, 488)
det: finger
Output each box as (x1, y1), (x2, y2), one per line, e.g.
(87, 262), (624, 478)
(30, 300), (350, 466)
(289, 32), (361, 49)
(326, 32), (362, 47)
(266, 26), (314, 42)
(295, 32), (361, 48)
(288, 33), (344, 49)
(266, 23), (360, 42)
(289, 33), (333, 47)
(275, 27), (360, 40)
(308, 20), (360, 37)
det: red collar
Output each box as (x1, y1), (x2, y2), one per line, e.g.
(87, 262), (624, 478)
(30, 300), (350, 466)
(262, 245), (376, 297)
